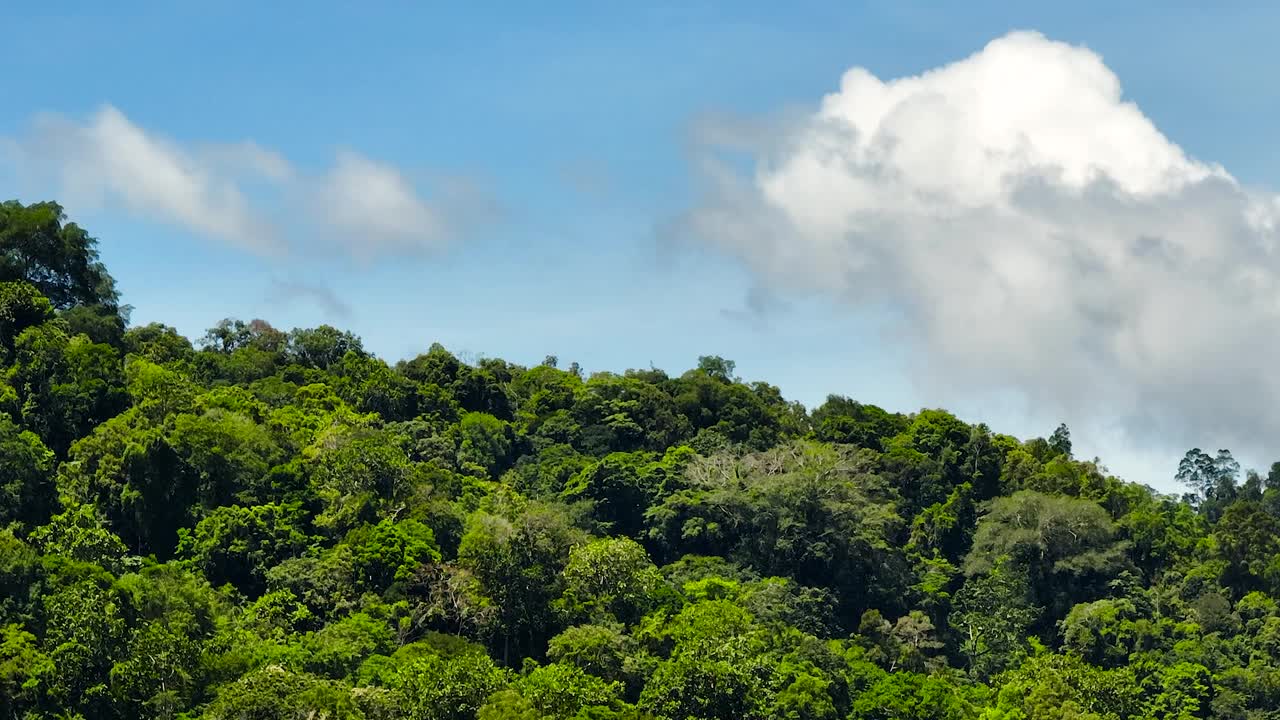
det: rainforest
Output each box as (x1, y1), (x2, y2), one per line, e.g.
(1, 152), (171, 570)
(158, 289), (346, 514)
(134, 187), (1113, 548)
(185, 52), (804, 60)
(1, 199), (1277, 719)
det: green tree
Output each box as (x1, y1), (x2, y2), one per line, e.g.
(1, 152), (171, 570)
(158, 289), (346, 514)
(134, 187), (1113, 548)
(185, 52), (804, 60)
(0, 414), (56, 530)
(558, 537), (664, 625)
(0, 200), (120, 311)
(950, 561), (1039, 679)
(458, 504), (585, 663)
(392, 649), (510, 720)
(481, 661), (626, 719)
(176, 503), (313, 595)
(964, 491), (1130, 622)
(0, 281), (53, 356)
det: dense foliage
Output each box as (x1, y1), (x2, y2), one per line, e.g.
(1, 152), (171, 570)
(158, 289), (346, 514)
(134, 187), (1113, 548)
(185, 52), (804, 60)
(1, 199), (1279, 719)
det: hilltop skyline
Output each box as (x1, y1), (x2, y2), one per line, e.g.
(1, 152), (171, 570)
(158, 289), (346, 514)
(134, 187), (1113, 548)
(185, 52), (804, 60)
(5, 2), (1280, 489)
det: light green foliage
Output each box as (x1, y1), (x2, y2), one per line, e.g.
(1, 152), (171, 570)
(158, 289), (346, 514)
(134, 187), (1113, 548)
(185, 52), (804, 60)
(1059, 598), (1142, 666)
(481, 661), (625, 719)
(987, 652), (1139, 720)
(558, 537), (663, 624)
(124, 356), (198, 421)
(10, 323), (127, 453)
(457, 504), (585, 662)
(456, 411), (515, 477)
(123, 323), (193, 364)
(42, 576), (129, 713)
(169, 407), (284, 509)
(198, 665), (367, 720)
(56, 408), (186, 555)
(303, 611), (397, 680)
(391, 650), (509, 720)
(638, 651), (766, 720)
(346, 517), (441, 592)
(563, 447), (691, 537)
(847, 671), (983, 720)
(31, 504), (134, 574)
(0, 623), (52, 716)
(0, 281), (53, 354)
(547, 623), (652, 695)
(811, 395), (908, 452)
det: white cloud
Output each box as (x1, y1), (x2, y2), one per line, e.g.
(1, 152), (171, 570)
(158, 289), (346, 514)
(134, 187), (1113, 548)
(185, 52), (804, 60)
(678, 30), (1280, 464)
(313, 150), (446, 259)
(11, 106), (283, 253)
(2, 105), (471, 260)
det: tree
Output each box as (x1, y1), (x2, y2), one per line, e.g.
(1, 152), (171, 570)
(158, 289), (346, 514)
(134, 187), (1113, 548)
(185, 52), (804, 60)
(562, 450), (685, 537)
(30, 504), (134, 574)
(847, 671), (981, 720)
(810, 396), (908, 452)
(197, 665), (366, 719)
(0, 414), (56, 529)
(645, 441), (909, 616)
(2, 201), (1276, 719)
(0, 201), (120, 311)
(1177, 447), (1239, 504)
(10, 323), (128, 454)
(1048, 423), (1072, 458)
(0, 281), (53, 355)
(345, 517), (441, 594)
(457, 505), (585, 663)
(175, 503), (313, 596)
(558, 537), (663, 625)
(1213, 500), (1280, 592)
(0, 624), (52, 717)
(964, 490), (1130, 621)
(639, 651), (766, 720)
(287, 325), (364, 370)
(392, 650), (510, 720)
(950, 561), (1039, 679)
(481, 662), (626, 719)
(696, 356), (737, 383)
(546, 624), (648, 695)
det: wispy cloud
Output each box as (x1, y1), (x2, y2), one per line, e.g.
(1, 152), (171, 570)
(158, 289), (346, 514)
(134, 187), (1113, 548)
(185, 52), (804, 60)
(1, 104), (490, 261)
(720, 286), (790, 330)
(7, 106), (284, 253)
(675, 30), (1280, 459)
(311, 150), (447, 261)
(265, 278), (352, 320)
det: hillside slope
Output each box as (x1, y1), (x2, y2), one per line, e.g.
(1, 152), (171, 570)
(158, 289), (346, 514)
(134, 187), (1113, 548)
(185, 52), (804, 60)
(0, 199), (1274, 719)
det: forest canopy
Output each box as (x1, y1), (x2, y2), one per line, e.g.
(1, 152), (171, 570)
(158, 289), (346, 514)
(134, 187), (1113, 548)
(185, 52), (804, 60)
(0, 199), (1277, 719)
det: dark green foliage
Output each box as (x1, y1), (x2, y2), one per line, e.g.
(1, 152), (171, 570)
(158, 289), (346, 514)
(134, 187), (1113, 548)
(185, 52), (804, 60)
(0, 201), (120, 312)
(5, 203), (1280, 719)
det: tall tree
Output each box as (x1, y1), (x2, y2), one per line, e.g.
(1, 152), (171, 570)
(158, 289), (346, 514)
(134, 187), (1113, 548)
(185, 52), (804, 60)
(0, 201), (120, 311)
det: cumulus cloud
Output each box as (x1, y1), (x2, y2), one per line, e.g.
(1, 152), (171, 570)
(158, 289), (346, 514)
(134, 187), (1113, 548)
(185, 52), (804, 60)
(1, 105), (476, 259)
(677, 30), (1280, 457)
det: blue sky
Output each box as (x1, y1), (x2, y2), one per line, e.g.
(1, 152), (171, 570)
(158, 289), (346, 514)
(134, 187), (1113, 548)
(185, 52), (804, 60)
(4, 1), (1280, 490)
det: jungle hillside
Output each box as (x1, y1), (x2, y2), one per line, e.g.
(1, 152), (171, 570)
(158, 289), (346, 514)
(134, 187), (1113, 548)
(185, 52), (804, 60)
(0, 199), (1276, 719)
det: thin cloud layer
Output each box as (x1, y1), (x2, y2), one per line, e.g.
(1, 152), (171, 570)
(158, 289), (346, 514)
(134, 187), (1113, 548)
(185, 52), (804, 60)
(313, 151), (445, 261)
(678, 30), (1280, 456)
(2, 105), (470, 259)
